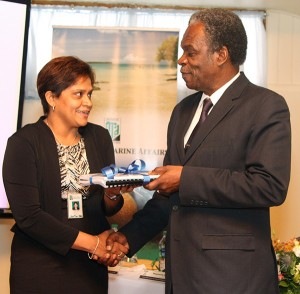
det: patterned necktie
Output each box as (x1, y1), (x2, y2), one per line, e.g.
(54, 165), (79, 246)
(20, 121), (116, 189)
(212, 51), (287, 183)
(185, 97), (213, 152)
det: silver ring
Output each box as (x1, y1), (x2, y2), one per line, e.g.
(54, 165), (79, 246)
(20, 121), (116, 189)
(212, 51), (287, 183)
(117, 252), (123, 257)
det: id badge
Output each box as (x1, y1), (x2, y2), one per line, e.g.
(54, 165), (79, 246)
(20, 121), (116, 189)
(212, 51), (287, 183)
(67, 192), (83, 219)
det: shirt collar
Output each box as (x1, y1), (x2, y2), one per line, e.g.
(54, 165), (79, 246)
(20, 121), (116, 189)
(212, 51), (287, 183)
(202, 72), (240, 106)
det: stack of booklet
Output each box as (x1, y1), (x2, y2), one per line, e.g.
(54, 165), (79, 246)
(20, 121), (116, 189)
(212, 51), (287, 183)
(79, 173), (159, 188)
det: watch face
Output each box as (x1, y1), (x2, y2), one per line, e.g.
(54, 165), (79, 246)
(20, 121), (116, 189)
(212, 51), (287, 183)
(105, 192), (121, 201)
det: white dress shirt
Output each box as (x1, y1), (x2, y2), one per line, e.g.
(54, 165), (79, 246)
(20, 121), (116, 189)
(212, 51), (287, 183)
(184, 72), (240, 147)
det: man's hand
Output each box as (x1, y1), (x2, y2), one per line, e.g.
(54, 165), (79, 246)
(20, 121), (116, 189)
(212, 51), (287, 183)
(105, 231), (130, 267)
(145, 165), (183, 194)
(90, 230), (127, 267)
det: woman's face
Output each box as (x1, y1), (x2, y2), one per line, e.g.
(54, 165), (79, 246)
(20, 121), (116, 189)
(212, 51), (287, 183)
(54, 76), (93, 128)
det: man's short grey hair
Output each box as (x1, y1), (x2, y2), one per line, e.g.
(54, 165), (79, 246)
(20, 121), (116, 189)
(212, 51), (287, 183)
(189, 8), (247, 67)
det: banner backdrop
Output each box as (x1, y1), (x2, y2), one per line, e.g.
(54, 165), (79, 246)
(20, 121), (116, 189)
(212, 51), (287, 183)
(51, 27), (179, 172)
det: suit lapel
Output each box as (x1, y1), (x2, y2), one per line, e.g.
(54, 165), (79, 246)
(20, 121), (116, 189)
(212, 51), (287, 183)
(182, 73), (249, 164)
(175, 93), (202, 163)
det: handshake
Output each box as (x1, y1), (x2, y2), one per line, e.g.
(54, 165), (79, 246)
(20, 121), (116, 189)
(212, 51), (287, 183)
(87, 229), (129, 267)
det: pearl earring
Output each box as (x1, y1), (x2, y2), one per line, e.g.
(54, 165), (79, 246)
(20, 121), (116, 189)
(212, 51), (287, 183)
(52, 105), (55, 111)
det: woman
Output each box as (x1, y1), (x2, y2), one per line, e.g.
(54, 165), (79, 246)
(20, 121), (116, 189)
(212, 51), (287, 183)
(3, 56), (130, 293)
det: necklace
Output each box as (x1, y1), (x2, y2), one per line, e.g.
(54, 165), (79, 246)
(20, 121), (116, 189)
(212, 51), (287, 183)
(45, 119), (79, 146)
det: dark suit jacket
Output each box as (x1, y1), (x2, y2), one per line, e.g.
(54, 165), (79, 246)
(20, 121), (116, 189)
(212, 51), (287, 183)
(121, 73), (291, 294)
(2, 117), (118, 293)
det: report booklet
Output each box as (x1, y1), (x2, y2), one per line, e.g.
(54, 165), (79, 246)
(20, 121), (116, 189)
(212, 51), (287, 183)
(79, 173), (159, 188)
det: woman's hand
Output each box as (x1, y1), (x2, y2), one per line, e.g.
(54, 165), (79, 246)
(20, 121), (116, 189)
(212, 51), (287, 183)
(92, 230), (118, 266)
(105, 231), (130, 266)
(94, 230), (129, 267)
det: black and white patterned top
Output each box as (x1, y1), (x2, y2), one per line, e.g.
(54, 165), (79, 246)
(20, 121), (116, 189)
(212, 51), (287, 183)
(56, 138), (90, 199)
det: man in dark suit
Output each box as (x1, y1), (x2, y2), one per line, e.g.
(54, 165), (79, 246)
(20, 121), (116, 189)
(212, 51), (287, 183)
(107, 8), (291, 293)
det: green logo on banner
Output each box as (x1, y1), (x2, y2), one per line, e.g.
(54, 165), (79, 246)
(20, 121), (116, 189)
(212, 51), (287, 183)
(105, 119), (120, 141)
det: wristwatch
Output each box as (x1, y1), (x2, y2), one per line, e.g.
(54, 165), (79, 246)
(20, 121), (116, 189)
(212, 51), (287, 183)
(104, 192), (122, 201)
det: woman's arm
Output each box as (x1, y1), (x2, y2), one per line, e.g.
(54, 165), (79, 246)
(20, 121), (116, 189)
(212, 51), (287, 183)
(72, 230), (129, 266)
(102, 186), (135, 216)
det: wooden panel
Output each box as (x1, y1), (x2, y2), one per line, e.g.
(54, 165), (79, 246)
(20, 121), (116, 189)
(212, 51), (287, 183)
(292, 16), (300, 83)
(266, 11), (280, 84)
(267, 11), (300, 241)
(277, 13), (294, 84)
(267, 11), (300, 85)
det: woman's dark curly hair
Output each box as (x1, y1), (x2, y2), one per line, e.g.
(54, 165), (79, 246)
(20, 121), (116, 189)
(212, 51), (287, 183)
(189, 9), (247, 67)
(37, 56), (95, 115)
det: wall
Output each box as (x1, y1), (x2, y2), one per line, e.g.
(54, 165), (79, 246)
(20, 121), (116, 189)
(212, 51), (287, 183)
(267, 10), (300, 241)
(0, 219), (14, 294)
(1, 8), (300, 294)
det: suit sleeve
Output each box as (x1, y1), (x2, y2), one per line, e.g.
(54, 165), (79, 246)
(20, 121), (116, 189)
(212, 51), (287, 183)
(119, 192), (170, 256)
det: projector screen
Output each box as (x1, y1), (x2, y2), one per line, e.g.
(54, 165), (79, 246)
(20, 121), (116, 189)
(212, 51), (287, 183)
(0, 0), (31, 213)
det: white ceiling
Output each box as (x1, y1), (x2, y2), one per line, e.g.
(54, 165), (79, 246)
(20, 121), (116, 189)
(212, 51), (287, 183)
(84, 0), (300, 16)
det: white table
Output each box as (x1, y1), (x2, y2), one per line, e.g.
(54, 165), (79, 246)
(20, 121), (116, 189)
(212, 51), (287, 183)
(108, 265), (165, 294)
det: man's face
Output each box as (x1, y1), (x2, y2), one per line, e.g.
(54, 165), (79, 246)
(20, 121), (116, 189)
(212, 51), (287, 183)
(178, 22), (220, 94)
